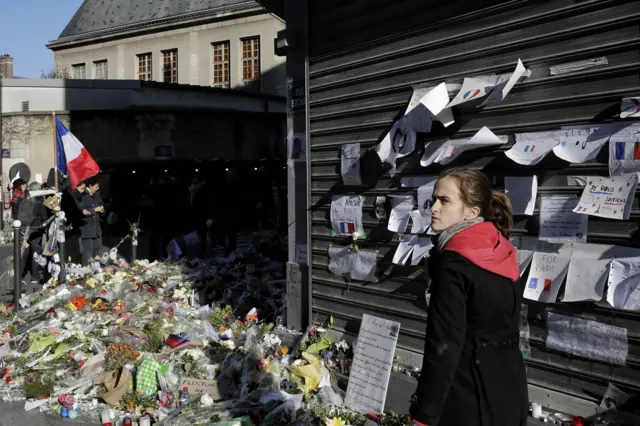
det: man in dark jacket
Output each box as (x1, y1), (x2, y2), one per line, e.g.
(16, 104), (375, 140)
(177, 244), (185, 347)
(20, 182), (52, 283)
(77, 177), (105, 265)
(10, 178), (28, 220)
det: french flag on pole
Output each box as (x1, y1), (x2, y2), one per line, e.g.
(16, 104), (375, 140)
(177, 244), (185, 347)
(55, 117), (100, 189)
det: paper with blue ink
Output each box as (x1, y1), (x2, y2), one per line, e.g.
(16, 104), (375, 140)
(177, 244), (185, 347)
(330, 195), (365, 236)
(573, 174), (638, 220)
(553, 124), (612, 163)
(506, 130), (562, 166)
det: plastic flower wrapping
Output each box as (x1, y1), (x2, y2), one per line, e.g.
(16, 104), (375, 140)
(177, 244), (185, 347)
(0, 238), (414, 425)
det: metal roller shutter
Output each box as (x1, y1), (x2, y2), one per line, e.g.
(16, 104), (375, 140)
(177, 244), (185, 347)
(306, 0), (640, 415)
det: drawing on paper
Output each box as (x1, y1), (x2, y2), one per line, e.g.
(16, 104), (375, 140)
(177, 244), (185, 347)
(573, 174), (638, 220)
(330, 195), (365, 236)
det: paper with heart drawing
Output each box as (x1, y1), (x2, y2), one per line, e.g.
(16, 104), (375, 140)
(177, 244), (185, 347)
(573, 174), (638, 220)
(553, 124), (612, 163)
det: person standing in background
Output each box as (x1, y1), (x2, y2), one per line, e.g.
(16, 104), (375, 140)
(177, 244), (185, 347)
(78, 177), (105, 265)
(10, 178), (28, 220)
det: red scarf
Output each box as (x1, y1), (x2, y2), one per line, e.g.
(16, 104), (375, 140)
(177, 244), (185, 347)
(10, 189), (26, 205)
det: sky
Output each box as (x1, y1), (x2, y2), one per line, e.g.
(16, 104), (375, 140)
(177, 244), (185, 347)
(0, 0), (85, 78)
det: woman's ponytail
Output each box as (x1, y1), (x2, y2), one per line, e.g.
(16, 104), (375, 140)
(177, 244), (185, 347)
(490, 191), (513, 238)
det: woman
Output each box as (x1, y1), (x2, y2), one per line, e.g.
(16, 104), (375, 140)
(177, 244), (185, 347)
(410, 168), (528, 426)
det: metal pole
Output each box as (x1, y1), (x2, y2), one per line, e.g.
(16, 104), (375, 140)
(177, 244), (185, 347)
(131, 223), (139, 263)
(12, 219), (21, 309)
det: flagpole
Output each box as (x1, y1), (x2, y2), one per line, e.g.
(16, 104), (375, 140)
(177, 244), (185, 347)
(52, 112), (58, 193)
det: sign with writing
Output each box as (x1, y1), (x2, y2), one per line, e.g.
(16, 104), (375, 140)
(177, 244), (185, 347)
(539, 195), (587, 243)
(345, 314), (400, 414)
(523, 243), (572, 303)
(330, 195), (365, 236)
(287, 79), (305, 116)
(179, 377), (229, 400)
(286, 262), (303, 330)
(573, 174), (638, 220)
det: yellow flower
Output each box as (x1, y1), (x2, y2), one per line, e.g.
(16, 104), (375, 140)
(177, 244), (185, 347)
(325, 417), (346, 426)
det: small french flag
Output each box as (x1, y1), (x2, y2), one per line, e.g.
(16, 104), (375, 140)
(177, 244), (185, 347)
(339, 222), (355, 233)
(524, 145), (535, 153)
(56, 117), (100, 189)
(166, 334), (189, 348)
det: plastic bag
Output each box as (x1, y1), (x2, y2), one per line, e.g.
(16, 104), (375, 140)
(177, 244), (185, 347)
(317, 385), (343, 406)
(259, 394), (303, 426)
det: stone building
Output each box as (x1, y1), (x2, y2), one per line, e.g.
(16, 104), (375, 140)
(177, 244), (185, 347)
(47, 0), (286, 96)
(0, 55), (13, 79)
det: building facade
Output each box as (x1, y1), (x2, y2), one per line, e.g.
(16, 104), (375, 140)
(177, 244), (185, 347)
(47, 0), (286, 96)
(0, 55), (13, 79)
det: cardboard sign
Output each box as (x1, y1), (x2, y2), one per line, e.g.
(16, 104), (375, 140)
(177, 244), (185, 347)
(179, 377), (232, 400)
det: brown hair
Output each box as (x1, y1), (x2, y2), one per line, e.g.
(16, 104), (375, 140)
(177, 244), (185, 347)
(438, 167), (513, 238)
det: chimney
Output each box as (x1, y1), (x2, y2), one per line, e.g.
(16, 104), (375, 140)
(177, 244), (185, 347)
(0, 55), (14, 79)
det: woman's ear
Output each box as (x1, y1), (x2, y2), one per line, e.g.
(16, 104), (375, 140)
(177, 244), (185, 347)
(464, 205), (481, 220)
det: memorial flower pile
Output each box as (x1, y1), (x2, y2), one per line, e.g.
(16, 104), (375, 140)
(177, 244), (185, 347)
(0, 239), (414, 425)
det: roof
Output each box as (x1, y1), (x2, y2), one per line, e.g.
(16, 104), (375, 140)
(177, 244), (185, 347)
(51, 0), (260, 45)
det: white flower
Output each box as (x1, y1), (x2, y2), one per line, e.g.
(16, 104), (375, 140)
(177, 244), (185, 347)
(335, 340), (349, 352)
(262, 334), (281, 348)
(200, 393), (214, 407)
(220, 340), (236, 350)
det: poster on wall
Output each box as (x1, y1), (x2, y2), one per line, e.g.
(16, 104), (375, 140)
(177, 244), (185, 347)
(539, 195), (588, 243)
(341, 143), (362, 186)
(330, 195), (365, 236)
(573, 174), (638, 220)
(609, 124), (640, 176)
(523, 242), (572, 303)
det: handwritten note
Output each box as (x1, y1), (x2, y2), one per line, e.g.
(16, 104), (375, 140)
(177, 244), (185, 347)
(393, 235), (417, 265)
(388, 195), (414, 233)
(328, 246), (378, 282)
(539, 195), (587, 243)
(179, 377), (231, 400)
(546, 312), (628, 366)
(573, 174), (638, 220)
(341, 143), (362, 186)
(554, 124), (612, 163)
(523, 242), (572, 303)
(506, 130), (562, 166)
(345, 314), (400, 414)
(328, 245), (353, 277)
(330, 195), (365, 236)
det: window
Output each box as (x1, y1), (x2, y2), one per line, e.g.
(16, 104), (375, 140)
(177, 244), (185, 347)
(94, 60), (108, 79)
(72, 63), (86, 79)
(137, 53), (152, 81)
(162, 49), (178, 83)
(241, 37), (260, 85)
(212, 41), (230, 88)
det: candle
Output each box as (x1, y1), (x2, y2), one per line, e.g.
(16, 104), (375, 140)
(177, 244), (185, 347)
(139, 416), (151, 426)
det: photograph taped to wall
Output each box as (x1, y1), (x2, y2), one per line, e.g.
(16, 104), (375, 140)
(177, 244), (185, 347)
(608, 124), (640, 176)
(573, 174), (638, 220)
(539, 195), (588, 243)
(546, 312), (628, 366)
(523, 242), (572, 303)
(330, 195), (365, 236)
(554, 124), (612, 163)
(563, 243), (615, 302)
(341, 142), (362, 186)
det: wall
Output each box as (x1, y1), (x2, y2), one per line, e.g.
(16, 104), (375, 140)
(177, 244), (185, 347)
(52, 13), (286, 96)
(0, 55), (13, 79)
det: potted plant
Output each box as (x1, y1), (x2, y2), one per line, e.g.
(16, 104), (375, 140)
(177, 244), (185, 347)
(23, 372), (55, 399)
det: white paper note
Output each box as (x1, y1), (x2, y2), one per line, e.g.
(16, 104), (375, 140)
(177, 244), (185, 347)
(539, 195), (588, 243)
(351, 250), (378, 282)
(388, 195), (415, 233)
(523, 242), (572, 303)
(403, 86), (434, 133)
(600, 383), (629, 412)
(434, 127), (507, 165)
(553, 124), (612, 163)
(419, 82), (450, 116)
(510, 235), (538, 276)
(546, 312), (628, 365)
(563, 243), (615, 302)
(345, 314), (400, 414)
(620, 97), (640, 119)
(435, 107), (455, 128)
(480, 59), (528, 107)
(328, 245), (352, 277)
(420, 139), (449, 167)
(445, 76), (498, 108)
(505, 176), (537, 215)
(573, 174), (638, 220)
(417, 178), (437, 229)
(341, 143), (362, 186)
(376, 123), (417, 176)
(549, 57), (608, 76)
(607, 259), (640, 311)
(411, 237), (434, 266)
(409, 210), (430, 234)
(330, 195), (365, 236)
(393, 234), (417, 265)
(608, 124), (640, 176)
(506, 130), (562, 166)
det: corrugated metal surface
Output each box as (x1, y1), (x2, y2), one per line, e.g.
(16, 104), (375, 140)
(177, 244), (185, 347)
(306, 0), (640, 413)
